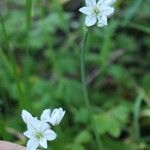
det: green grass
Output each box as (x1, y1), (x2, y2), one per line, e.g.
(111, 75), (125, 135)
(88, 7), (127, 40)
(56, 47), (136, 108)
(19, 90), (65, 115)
(0, 16), (26, 110)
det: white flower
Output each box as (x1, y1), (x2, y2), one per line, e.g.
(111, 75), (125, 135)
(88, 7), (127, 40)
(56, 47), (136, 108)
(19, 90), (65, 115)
(41, 108), (65, 126)
(21, 110), (57, 150)
(79, 0), (116, 27)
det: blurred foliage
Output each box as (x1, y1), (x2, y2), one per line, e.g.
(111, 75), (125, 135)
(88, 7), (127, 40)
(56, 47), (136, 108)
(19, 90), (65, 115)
(0, 0), (150, 149)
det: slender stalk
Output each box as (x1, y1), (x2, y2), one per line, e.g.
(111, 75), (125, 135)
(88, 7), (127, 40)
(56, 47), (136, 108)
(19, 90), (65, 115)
(0, 16), (26, 109)
(22, 0), (33, 110)
(81, 28), (103, 150)
(133, 92), (143, 142)
(26, 0), (32, 55)
(26, 0), (32, 32)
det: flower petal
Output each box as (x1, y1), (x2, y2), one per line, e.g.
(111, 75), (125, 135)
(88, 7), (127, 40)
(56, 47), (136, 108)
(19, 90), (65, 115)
(106, 0), (116, 6)
(40, 122), (50, 131)
(21, 110), (41, 131)
(97, 0), (105, 5)
(27, 117), (41, 131)
(41, 109), (51, 122)
(85, 15), (97, 26)
(27, 138), (39, 150)
(24, 130), (34, 139)
(39, 138), (48, 149)
(100, 6), (114, 16)
(44, 129), (57, 141)
(98, 0), (116, 6)
(97, 15), (108, 27)
(79, 7), (92, 15)
(21, 110), (33, 124)
(86, 0), (96, 7)
(50, 108), (65, 126)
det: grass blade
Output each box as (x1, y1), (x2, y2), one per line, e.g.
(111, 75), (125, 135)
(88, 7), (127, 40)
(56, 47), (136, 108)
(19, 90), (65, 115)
(133, 92), (144, 142)
(0, 16), (26, 109)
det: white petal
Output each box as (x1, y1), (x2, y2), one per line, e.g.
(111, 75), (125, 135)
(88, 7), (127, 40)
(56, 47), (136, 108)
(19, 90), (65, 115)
(49, 115), (58, 126)
(86, 0), (96, 7)
(27, 138), (39, 150)
(50, 108), (65, 126)
(39, 138), (47, 149)
(97, 0), (105, 5)
(21, 110), (41, 132)
(44, 129), (57, 141)
(24, 130), (34, 139)
(58, 109), (65, 123)
(100, 6), (114, 16)
(79, 7), (92, 15)
(27, 118), (41, 131)
(97, 15), (108, 27)
(40, 122), (50, 131)
(98, 0), (116, 6)
(41, 109), (51, 122)
(85, 15), (97, 26)
(21, 110), (33, 124)
(104, 0), (116, 6)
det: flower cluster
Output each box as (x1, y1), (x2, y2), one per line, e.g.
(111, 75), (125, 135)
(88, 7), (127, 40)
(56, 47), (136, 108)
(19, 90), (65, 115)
(79, 0), (116, 27)
(21, 108), (65, 150)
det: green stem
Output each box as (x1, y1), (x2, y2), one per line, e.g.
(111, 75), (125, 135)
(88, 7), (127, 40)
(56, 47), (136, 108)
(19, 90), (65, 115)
(26, 0), (32, 55)
(0, 16), (26, 109)
(133, 92), (143, 142)
(23, 0), (32, 109)
(26, 0), (32, 32)
(81, 28), (103, 150)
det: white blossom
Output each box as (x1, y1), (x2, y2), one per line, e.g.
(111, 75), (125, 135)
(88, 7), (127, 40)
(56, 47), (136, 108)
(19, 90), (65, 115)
(79, 0), (116, 27)
(21, 110), (57, 150)
(41, 108), (65, 126)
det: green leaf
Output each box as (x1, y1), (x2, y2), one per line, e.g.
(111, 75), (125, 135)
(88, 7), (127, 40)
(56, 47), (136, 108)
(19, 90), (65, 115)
(94, 104), (130, 137)
(73, 144), (84, 150)
(123, 0), (143, 25)
(75, 130), (92, 144)
(94, 112), (121, 137)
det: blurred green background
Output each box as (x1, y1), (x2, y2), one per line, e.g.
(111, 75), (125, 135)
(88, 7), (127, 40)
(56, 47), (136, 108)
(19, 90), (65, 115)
(0, 0), (150, 149)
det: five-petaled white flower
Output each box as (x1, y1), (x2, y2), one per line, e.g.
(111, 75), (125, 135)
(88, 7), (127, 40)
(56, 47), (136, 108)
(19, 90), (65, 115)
(79, 0), (116, 27)
(21, 110), (58, 150)
(41, 108), (65, 126)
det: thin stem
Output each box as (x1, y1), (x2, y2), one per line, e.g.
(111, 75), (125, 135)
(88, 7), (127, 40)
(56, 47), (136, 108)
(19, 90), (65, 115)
(26, 0), (32, 55)
(21, 0), (33, 110)
(0, 16), (26, 109)
(133, 92), (143, 142)
(26, 0), (32, 32)
(81, 28), (103, 150)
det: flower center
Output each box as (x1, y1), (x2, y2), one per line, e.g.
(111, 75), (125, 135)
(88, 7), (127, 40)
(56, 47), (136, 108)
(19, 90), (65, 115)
(35, 132), (44, 139)
(92, 6), (100, 16)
